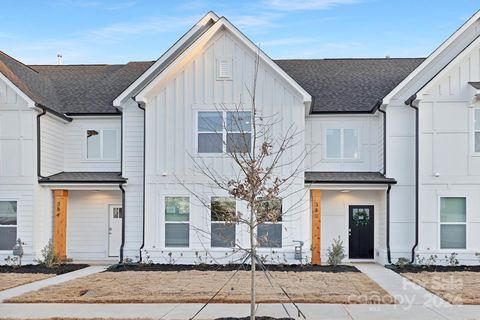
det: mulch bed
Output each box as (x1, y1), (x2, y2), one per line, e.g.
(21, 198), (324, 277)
(0, 264), (89, 275)
(107, 263), (359, 273)
(387, 265), (480, 273)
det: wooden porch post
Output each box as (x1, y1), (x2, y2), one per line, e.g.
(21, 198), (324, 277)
(311, 190), (321, 265)
(53, 190), (68, 260)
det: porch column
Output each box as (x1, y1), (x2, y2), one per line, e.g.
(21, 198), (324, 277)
(311, 190), (321, 265)
(53, 190), (68, 260)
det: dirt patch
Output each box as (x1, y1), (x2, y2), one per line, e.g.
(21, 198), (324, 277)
(107, 263), (358, 273)
(388, 265), (480, 273)
(5, 270), (394, 304)
(0, 273), (54, 291)
(402, 271), (480, 304)
(0, 264), (89, 275)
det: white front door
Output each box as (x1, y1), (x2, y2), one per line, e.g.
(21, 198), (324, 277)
(108, 205), (123, 257)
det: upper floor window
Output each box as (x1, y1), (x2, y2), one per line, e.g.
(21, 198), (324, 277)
(474, 109), (480, 153)
(197, 111), (251, 154)
(0, 201), (17, 250)
(325, 128), (359, 159)
(86, 129), (118, 160)
(439, 197), (466, 249)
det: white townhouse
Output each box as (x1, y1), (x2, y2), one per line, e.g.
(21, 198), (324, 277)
(1, 11), (480, 265)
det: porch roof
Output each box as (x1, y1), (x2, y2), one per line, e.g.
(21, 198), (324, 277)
(305, 171), (397, 184)
(469, 81), (480, 90)
(39, 171), (126, 184)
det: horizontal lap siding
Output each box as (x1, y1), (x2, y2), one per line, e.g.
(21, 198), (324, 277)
(41, 114), (64, 176)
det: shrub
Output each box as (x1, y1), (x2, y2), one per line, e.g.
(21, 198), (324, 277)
(35, 239), (61, 268)
(395, 257), (411, 268)
(327, 237), (345, 266)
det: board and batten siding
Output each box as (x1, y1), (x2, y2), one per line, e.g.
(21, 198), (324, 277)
(137, 29), (308, 263)
(0, 76), (38, 261)
(63, 117), (121, 172)
(415, 39), (480, 264)
(305, 114), (384, 172)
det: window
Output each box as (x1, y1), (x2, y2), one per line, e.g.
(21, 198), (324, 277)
(198, 111), (251, 153)
(257, 198), (282, 248)
(0, 201), (17, 250)
(211, 197), (236, 247)
(439, 197), (466, 249)
(86, 129), (118, 160)
(165, 197), (189, 247)
(474, 109), (480, 153)
(325, 128), (359, 159)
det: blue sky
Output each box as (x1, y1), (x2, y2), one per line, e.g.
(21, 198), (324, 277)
(2, 0), (478, 64)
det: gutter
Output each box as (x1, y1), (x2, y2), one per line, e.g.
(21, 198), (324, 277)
(136, 100), (146, 263)
(35, 103), (72, 180)
(377, 101), (387, 175)
(119, 183), (126, 262)
(406, 94), (419, 264)
(386, 184), (392, 264)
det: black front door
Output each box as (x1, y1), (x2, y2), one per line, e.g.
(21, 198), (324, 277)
(349, 205), (374, 259)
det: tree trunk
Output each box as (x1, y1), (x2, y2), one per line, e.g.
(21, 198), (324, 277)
(250, 223), (256, 320)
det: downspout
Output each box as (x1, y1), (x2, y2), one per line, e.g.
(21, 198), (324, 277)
(137, 100), (146, 263)
(119, 183), (126, 263)
(386, 184), (392, 264)
(36, 107), (47, 179)
(378, 103), (392, 263)
(406, 94), (419, 264)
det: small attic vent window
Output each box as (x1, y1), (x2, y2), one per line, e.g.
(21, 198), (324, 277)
(217, 58), (232, 80)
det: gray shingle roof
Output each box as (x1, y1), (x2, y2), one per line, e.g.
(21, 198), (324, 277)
(275, 58), (425, 113)
(39, 172), (126, 183)
(1, 49), (425, 115)
(305, 171), (396, 184)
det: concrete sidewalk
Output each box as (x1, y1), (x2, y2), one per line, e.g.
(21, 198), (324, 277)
(0, 303), (479, 319)
(353, 263), (449, 306)
(0, 265), (107, 302)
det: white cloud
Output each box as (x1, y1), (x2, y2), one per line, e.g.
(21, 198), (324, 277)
(230, 13), (282, 29)
(263, 0), (359, 11)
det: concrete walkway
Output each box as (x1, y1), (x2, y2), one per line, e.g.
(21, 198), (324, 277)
(353, 263), (449, 307)
(0, 265), (107, 302)
(0, 303), (479, 319)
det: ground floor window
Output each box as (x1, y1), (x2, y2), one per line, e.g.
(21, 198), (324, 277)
(439, 197), (466, 249)
(165, 197), (189, 247)
(0, 201), (17, 250)
(257, 198), (282, 248)
(211, 197), (236, 248)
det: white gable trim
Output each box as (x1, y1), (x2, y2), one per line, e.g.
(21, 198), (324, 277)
(417, 36), (480, 98)
(135, 17), (311, 104)
(383, 10), (480, 104)
(113, 11), (219, 107)
(0, 72), (35, 108)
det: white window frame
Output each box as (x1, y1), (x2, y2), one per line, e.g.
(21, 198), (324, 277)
(164, 196), (190, 248)
(84, 128), (119, 161)
(472, 108), (480, 155)
(196, 110), (252, 155)
(256, 198), (283, 249)
(210, 196), (236, 248)
(0, 200), (17, 252)
(438, 196), (468, 251)
(323, 128), (360, 160)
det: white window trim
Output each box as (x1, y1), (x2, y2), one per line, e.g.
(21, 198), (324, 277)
(0, 199), (18, 252)
(323, 128), (361, 161)
(163, 196), (190, 249)
(210, 196), (236, 248)
(84, 128), (120, 161)
(195, 110), (252, 155)
(438, 196), (468, 251)
(471, 108), (480, 156)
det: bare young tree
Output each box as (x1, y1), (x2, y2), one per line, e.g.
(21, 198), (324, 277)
(182, 53), (307, 320)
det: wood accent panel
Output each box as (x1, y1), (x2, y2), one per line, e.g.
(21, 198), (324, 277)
(53, 190), (68, 260)
(311, 190), (321, 265)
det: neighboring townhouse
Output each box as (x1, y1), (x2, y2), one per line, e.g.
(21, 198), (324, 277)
(0, 11), (479, 265)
